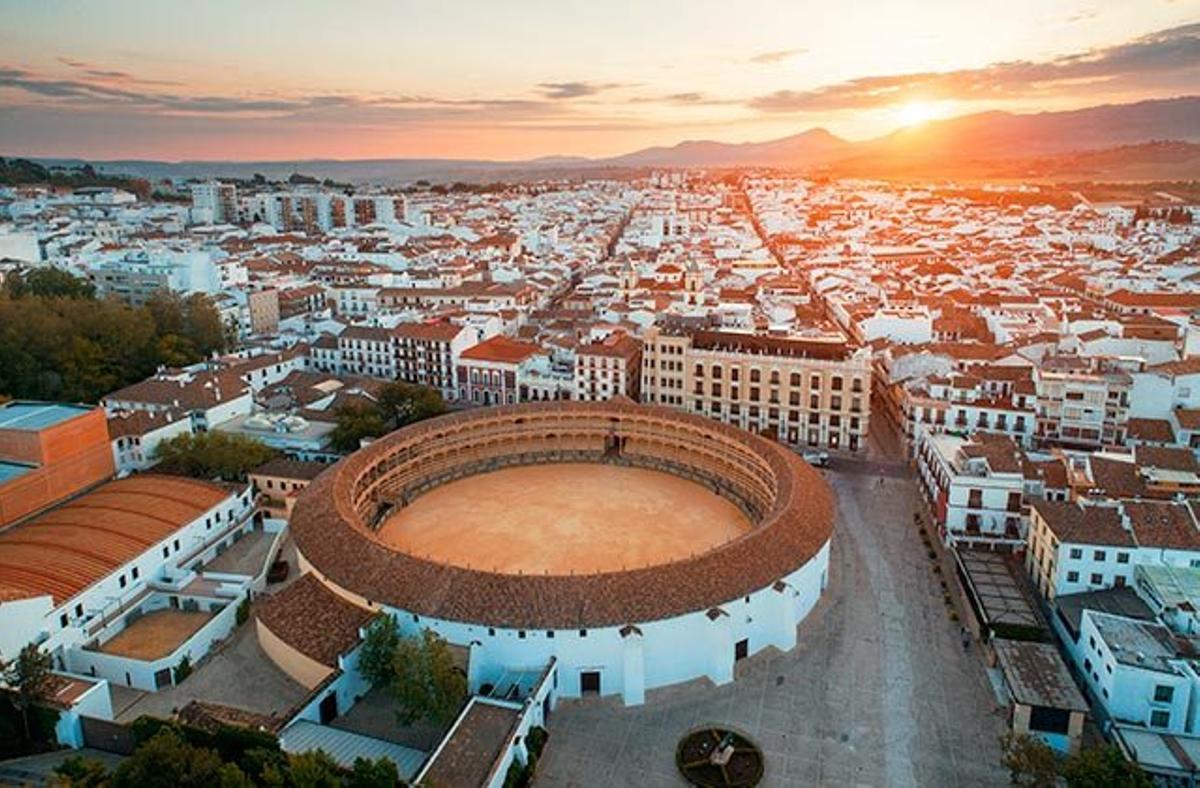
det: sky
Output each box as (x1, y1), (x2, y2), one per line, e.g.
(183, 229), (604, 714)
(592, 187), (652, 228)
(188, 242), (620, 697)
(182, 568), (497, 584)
(0, 0), (1198, 161)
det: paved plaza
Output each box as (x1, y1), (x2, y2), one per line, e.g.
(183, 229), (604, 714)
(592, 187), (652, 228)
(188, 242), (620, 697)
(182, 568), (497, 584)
(538, 467), (1009, 787)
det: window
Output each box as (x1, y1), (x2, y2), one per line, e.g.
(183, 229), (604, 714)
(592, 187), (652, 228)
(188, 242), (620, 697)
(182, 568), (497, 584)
(1116, 552), (1129, 564)
(1093, 550), (1106, 561)
(1151, 710), (1171, 728)
(60, 613), (69, 628)
(518, 630), (526, 639)
(131, 567), (139, 580)
(547, 630), (555, 639)
(579, 629), (588, 637)
(1069, 548), (1082, 560)
(119, 575), (127, 588)
(832, 376), (843, 391)
(1067, 571), (1079, 582)
(1090, 573), (1103, 585)
(1155, 685), (1174, 703)
(968, 489), (983, 509)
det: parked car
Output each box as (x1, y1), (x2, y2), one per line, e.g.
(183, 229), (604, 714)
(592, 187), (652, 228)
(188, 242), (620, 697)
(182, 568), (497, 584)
(801, 450), (830, 467)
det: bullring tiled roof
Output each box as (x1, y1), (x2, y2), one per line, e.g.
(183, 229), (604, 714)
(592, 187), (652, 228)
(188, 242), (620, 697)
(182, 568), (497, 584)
(290, 402), (835, 630)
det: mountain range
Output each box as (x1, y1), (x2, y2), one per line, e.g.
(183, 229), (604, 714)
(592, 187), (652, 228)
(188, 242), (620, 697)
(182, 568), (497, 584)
(24, 96), (1200, 184)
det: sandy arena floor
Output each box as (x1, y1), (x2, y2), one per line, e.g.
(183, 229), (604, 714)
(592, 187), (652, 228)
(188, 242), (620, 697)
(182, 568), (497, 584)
(98, 609), (213, 660)
(377, 463), (752, 575)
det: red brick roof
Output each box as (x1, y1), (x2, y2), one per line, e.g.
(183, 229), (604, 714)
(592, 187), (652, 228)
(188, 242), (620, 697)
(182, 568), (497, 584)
(459, 336), (543, 364)
(0, 476), (231, 603)
(1034, 501), (1134, 547)
(255, 574), (373, 668)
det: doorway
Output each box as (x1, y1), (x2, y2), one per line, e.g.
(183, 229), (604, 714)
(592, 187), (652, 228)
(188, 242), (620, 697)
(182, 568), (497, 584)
(580, 670), (601, 696)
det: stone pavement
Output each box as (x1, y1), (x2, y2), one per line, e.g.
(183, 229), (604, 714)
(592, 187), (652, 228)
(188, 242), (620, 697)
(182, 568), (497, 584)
(537, 469), (1009, 787)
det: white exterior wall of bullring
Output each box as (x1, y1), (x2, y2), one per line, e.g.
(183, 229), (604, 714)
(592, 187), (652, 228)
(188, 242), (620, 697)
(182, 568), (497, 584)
(298, 540), (829, 706)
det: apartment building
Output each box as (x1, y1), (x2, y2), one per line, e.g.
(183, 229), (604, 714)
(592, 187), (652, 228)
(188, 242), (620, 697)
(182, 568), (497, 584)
(1026, 500), (1200, 602)
(337, 326), (396, 380)
(190, 181), (237, 224)
(916, 432), (1028, 549)
(393, 321), (477, 401)
(1035, 358), (1133, 450)
(640, 321), (872, 451)
(574, 333), (643, 402)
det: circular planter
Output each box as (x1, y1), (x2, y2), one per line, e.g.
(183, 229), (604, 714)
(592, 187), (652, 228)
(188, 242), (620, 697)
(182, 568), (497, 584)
(676, 727), (764, 788)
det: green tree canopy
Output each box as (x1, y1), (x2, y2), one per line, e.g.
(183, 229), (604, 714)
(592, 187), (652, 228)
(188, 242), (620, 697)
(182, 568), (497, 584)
(1062, 745), (1152, 788)
(329, 402), (389, 453)
(376, 382), (446, 429)
(358, 614), (402, 689)
(2, 268), (94, 300)
(111, 729), (247, 788)
(999, 732), (1059, 788)
(390, 630), (467, 726)
(329, 384), (446, 454)
(153, 431), (278, 482)
(0, 282), (229, 403)
(3, 643), (53, 743)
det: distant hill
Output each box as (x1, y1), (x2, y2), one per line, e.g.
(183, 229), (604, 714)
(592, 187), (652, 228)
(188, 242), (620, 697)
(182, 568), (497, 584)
(16, 96), (1200, 184)
(605, 128), (851, 168)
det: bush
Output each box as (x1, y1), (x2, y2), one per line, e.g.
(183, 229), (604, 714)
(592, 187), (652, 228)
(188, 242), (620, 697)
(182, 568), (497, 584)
(527, 726), (549, 757)
(173, 655), (193, 684)
(235, 597), (251, 627)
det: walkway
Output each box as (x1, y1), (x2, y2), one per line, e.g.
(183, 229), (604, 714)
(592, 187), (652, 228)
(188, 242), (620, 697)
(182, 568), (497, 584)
(537, 468), (1008, 786)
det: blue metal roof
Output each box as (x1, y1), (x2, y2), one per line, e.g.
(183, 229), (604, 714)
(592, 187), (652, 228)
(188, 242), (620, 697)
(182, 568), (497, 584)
(280, 721), (427, 780)
(0, 402), (92, 431)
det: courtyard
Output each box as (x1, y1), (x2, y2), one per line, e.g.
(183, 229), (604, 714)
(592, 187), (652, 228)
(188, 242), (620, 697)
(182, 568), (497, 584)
(537, 464), (1009, 787)
(95, 609), (213, 661)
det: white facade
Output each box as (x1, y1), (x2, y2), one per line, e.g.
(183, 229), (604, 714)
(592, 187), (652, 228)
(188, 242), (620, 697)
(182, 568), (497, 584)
(300, 540), (830, 707)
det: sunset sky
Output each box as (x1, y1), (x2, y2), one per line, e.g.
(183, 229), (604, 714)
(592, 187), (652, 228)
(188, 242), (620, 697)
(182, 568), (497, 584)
(1, 0), (1198, 161)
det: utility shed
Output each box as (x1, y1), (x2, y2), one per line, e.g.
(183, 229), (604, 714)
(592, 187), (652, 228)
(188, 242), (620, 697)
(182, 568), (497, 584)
(994, 639), (1088, 754)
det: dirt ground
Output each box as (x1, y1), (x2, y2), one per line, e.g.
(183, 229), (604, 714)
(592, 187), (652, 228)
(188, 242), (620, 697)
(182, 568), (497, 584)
(98, 609), (213, 660)
(377, 463), (751, 575)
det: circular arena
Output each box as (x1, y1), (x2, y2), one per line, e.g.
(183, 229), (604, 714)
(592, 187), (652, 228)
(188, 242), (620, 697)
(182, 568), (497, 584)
(290, 401), (834, 705)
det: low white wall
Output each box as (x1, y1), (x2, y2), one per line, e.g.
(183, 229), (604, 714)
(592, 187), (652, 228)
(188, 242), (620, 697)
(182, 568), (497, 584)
(65, 592), (243, 692)
(303, 538), (830, 707)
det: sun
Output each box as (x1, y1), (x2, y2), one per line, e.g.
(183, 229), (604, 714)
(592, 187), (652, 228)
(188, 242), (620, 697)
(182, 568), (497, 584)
(895, 100), (948, 127)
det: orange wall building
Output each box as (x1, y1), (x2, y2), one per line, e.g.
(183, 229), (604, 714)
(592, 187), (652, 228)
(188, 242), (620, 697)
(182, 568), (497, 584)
(0, 402), (115, 527)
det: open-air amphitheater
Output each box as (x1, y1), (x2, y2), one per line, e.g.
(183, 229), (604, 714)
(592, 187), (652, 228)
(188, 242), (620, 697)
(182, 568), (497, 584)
(289, 400), (834, 705)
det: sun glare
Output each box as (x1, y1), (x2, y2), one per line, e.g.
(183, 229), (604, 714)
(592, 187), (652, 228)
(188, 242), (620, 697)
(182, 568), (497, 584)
(895, 100), (948, 127)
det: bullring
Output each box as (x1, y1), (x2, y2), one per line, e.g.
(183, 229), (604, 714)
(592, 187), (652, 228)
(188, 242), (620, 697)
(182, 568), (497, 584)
(290, 401), (834, 705)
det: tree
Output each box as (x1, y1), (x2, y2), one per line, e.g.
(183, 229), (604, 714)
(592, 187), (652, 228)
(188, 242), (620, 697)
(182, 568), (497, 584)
(377, 382), (445, 429)
(285, 749), (342, 788)
(153, 431), (278, 481)
(1062, 745), (1151, 788)
(391, 629), (468, 726)
(999, 732), (1059, 787)
(347, 757), (399, 788)
(330, 402), (389, 452)
(111, 729), (249, 788)
(3, 643), (53, 743)
(2, 268), (95, 300)
(358, 614), (402, 689)
(51, 754), (109, 787)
